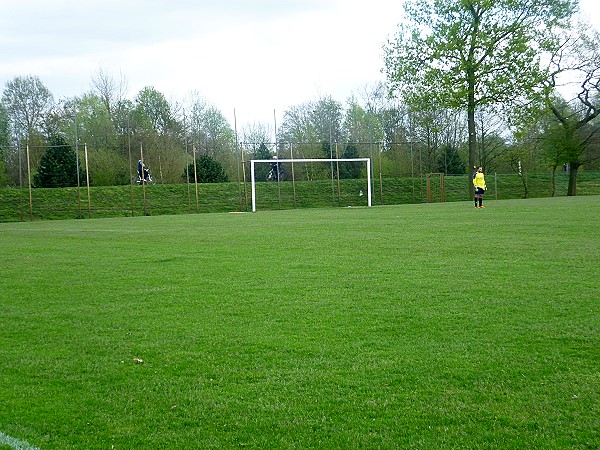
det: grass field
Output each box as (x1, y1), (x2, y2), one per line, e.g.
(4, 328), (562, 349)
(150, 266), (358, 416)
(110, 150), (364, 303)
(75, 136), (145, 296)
(1, 197), (598, 449)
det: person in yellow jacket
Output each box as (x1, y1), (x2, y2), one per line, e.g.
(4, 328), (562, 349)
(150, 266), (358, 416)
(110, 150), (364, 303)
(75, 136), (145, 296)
(473, 166), (486, 208)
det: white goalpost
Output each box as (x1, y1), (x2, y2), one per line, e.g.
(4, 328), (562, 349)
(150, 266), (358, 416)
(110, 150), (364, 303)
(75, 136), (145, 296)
(250, 158), (372, 212)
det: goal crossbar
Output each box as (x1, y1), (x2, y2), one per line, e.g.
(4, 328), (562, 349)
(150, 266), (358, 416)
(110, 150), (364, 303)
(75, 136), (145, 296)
(250, 158), (371, 212)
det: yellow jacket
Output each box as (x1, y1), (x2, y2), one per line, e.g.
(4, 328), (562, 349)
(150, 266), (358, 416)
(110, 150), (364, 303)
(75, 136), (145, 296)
(473, 172), (486, 190)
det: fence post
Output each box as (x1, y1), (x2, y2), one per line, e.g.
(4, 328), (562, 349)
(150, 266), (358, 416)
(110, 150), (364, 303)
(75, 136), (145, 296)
(495, 172), (498, 200)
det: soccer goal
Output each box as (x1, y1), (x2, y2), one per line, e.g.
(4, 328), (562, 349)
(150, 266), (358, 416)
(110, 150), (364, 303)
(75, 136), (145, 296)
(250, 158), (372, 212)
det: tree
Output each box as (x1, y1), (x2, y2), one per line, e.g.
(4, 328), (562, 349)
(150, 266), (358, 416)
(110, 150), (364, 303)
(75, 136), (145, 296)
(2, 75), (54, 167)
(0, 104), (9, 186)
(543, 23), (600, 195)
(437, 144), (465, 175)
(185, 93), (236, 180)
(91, 67), (128, 117)
(133, 86), (186, 183)
(278, 96), (344, 180)
(185, 154), (228, 183)
(344, 98), (371, 146)
(338, 143), (362, 179)
(279, 96), (343, 150)
(2, 75), (54, 138)
(384, 0), (576, 196)
(252, 143), (272, 182)
(134, 86), (176, 136)
(0, 103), (9, 148)
(34, 134), (82, 187)
(475, 107), (510, 173)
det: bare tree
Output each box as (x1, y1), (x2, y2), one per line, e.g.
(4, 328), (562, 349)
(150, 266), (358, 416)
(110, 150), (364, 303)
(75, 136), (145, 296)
(90, 67), (128, 116)
(544, 22), (600, 195)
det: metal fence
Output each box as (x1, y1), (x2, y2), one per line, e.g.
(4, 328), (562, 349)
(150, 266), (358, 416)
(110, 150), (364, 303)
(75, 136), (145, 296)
(1, 170), (599, 222)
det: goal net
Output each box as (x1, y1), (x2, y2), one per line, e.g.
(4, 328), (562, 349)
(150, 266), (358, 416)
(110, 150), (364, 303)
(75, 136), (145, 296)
(250, 158), (372, 212)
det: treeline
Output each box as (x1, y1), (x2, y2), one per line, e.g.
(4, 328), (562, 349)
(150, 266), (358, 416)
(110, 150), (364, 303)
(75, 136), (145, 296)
(1, 0), (600, 194)
(2, 73), (598, 192)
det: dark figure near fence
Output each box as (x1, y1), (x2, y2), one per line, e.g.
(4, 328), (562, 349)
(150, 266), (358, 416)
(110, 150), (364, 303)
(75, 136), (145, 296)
(138, 160), (150, 182)
(267, 156), (285, 181)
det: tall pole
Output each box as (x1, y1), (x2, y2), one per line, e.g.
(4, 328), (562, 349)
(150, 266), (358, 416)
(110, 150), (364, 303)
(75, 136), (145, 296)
(140, 144), (147, 216)
(18, 134), (23, 221)
(379, 142), (384, 205)
(234, 108), (247, 211)
(26, 144), (33, 221)
(84, 143), (91, 218)
(184, 109), (191, 213)
(290, 143), (297, 209)
(193, 145), (199, 212)
(368, 107), (375, 200)
(330, 119), (334, 206)
(274, 109), (281, 207)
(74, 112), (82, 218)
(127, 115), (135, 216)
(335, 143), (342, 206)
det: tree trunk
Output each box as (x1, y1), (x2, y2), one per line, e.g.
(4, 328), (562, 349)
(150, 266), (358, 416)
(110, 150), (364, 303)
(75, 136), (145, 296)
(568, 165), (578, 196)
(467, 90), (476, 200)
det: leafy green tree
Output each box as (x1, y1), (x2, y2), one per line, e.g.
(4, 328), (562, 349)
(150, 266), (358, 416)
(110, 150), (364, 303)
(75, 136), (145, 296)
(0, 104), (9, 186)
(132, 86), (186, 183)
(186, 154), (228, 183)
(0, 103), (9, 147)
(437, 144), (465, 175)
(72, 94), (119, 151)
(253, 143), (272, 182)
(34, 135), (82, 187)
(134, 86), (176, 136)
(338, 143), (362, 179)
(2, 75), (54, 167)
(384, 0), (576, 196)
(185, 93), (236, 180)
(279, 96), (343, 153)
(344, 99), (371, 146)
(2, 75), (53, 138)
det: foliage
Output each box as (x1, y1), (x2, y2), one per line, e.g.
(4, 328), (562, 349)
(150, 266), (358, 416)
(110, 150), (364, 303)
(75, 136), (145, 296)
(186, 153), (228, 183)
(0, 103), (9, 148)
(33, 134), (82, 188)
(0, 104), (9, 186)
(86, 147), (130, 186)
(437, 144), (465, 174)
(338, 143), (362, 179)
(279, 96), (344, 147)
(1, 75), (54, 137)
(384, 0), (577, 188)
(541, 23), (600, 195)
(251, 143), (272, 182)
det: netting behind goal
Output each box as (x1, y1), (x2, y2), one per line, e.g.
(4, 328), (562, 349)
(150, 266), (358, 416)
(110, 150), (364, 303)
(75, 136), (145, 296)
(250, 158), (371, 212)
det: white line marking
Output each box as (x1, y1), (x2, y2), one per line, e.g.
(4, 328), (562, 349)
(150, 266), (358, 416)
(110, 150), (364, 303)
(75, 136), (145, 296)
(0, 431), (41, 450)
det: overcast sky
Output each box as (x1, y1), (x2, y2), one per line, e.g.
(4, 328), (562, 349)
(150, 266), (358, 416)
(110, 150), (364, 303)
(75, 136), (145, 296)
(1, 0), (599, 131)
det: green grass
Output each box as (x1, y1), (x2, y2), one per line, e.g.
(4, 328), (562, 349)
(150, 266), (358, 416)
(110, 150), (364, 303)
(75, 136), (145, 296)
(1, 197), (599, 449)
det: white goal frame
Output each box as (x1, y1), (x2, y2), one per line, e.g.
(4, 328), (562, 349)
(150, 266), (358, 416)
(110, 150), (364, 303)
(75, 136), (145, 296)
(250, 158), (371, 212)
